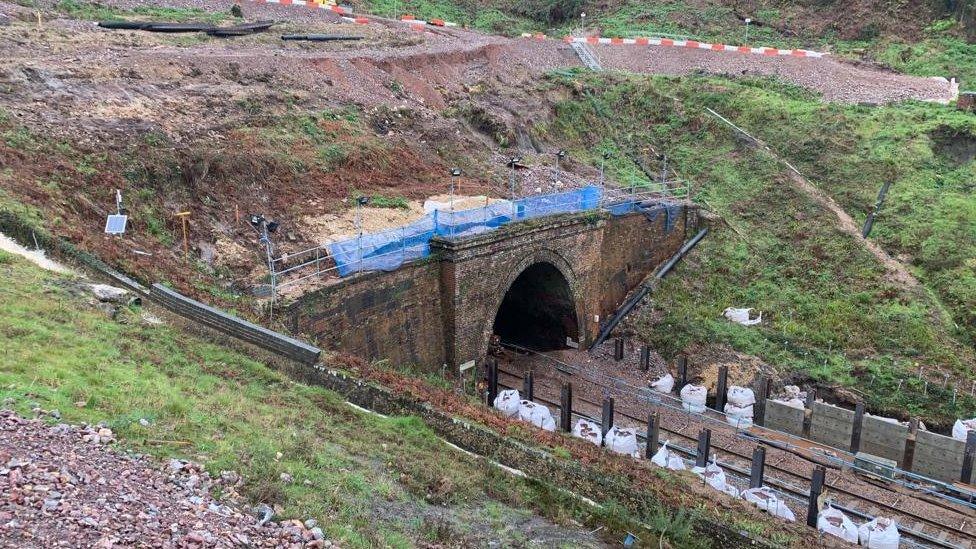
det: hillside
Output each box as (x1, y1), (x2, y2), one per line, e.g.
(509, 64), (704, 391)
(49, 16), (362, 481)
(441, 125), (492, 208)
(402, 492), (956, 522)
(0, 249), (608, 547)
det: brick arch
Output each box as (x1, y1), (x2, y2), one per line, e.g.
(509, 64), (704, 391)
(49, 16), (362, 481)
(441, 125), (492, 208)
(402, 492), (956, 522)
(477, 248), (587, 360)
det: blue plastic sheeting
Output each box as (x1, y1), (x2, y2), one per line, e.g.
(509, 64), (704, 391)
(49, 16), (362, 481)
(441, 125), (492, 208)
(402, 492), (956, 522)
(433, 201), (515, 238)
(328, 215), (435, 276)
(330, 186), (629, 277)
(607, 201), (638, 216)
(514, 186), (602, 220)
(640, 202), (683, 233)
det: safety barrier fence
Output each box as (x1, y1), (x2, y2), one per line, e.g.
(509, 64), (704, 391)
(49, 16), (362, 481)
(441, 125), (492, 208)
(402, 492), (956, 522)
(268, 183), (690, 293)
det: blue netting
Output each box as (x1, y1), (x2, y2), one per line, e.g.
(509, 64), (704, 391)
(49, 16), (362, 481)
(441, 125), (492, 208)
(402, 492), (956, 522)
(514, 186), (602, 219)
(328, 186), (673, 277)
(433, 201), (515, 238)
(328, 215), (435, 276)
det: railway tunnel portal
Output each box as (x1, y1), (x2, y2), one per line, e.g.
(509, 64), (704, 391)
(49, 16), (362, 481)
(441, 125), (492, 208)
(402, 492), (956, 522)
(286, 202), (700, 371)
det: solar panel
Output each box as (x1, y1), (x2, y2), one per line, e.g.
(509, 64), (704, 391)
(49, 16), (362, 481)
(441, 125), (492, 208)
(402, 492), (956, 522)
(104, 214), (128, 235)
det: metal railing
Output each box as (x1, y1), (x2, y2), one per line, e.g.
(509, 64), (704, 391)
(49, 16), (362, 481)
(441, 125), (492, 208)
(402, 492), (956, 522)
(265, 182), (691, 295)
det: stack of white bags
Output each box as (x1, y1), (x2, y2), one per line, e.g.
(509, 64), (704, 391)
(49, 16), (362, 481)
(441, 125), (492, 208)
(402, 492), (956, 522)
(724, 386), (755, 428)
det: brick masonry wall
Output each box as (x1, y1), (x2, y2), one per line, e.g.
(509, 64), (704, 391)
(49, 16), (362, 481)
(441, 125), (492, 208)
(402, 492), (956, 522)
(285, 260), (446, 368)
(433, 213), (608, 368)
(287, 205), (693, 374)
(597, 209), (689, 317)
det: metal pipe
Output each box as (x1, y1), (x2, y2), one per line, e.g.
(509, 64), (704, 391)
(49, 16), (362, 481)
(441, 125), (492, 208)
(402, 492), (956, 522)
(590, 227), (708, 348)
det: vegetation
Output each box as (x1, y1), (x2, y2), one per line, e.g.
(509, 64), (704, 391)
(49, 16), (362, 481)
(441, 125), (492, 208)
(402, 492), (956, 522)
(0, 252), (714, 548)
(538, 71), (975, 425)
(53, 0), (232, 24)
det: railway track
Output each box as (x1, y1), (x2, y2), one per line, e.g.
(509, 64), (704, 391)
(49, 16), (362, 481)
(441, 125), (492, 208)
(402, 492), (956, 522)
(495, 367), (975, 549)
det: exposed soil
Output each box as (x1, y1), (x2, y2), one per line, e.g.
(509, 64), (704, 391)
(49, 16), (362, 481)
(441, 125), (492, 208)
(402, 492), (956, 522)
(0, 0), (959, 306)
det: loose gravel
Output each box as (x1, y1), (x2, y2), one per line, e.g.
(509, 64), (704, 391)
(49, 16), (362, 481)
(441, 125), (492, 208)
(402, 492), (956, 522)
(0, 410), (334, 548)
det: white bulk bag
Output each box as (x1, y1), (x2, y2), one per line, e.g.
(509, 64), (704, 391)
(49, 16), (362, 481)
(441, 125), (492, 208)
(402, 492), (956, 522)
(680, 384), (707, 413)
(817, 506), (858, 544)
(650, 373), (675, 394)
(741, 487), (795, 522)
(572, 418), (602, 446)
(727, 386), (756, 407)
(724, 403), (754, 429)
(650, 441), (686, 470)
(723, 307), (762, 326)
(605, 426), (640, 457)
(774, 397), (806, 410)
(952, 418), (976, 441)
(691, 460), (735, 496)
(518, 400), (556, 431)
(858, 517), (900, 549)
(493, 389), (520, 418)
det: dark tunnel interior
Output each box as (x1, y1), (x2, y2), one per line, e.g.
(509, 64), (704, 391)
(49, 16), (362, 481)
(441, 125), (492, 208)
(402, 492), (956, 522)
(492, 262), (579, 351)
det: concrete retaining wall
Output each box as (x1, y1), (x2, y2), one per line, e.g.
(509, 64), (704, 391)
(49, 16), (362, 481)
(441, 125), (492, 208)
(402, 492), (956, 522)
(808, 401), (854, 450)
(859, 415), (907, 464)
(151, 284), (321, 365)
(759, 400), (973, 484)
(914, 430), (974, 484)
(763, 400), (804, 434)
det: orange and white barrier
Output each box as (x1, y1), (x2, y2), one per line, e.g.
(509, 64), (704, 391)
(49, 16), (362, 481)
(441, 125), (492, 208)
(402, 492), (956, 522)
(562, 35), (827, 58)
(519, 32), (547, 41)
(401, 14), (458, 28)
(341, 16), (369, 24)
(245, 0), (338, 9)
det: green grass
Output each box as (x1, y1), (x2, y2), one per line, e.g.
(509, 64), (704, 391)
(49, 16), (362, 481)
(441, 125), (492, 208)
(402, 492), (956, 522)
(54, 0), (231, 24)
(0, 252), (708, 547)
(362, 0), (538, 35)
(538, 71), (975, 425)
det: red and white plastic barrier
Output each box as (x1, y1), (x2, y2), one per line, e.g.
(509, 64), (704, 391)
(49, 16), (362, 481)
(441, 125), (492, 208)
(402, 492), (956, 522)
(341, 16), (369, 24)
(245, 0), (339, 9)
(562, 35), (827, 58)
(401, 14), (458, 28)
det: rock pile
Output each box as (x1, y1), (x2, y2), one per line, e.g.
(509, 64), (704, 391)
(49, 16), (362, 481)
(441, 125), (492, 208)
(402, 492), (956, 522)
(0, 410), (334, 547)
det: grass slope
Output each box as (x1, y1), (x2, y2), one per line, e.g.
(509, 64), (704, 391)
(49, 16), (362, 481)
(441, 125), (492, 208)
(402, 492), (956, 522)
(536, 71), (975, 426)
(0, 250), (621, 548)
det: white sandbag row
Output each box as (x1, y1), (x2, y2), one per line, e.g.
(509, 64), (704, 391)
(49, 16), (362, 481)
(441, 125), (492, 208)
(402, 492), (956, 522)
(649, 373), (675, 394)
(858, 517), (900, 548)
(691, 460), (739, 498)
(817, 507), (901, 548)
(650, 441), (686, 470)
(741, 487), (796, 521)
(724, 385), (755, 428)
(817, 506), (858, 543)
(492, 389), (555, 432)
(604, 426), (640, 457)
(680, 384), (707, 413)
(573, 418), (602, 446)
(518, 400), (555, 431)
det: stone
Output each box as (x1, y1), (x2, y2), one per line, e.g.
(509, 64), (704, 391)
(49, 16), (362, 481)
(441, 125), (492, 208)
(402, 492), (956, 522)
(90, 284), (128, 304)
(309, 527), (324, 540)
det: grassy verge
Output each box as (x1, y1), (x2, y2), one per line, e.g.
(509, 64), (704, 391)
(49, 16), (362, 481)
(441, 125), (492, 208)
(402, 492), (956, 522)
(52, 0), (233, 24)
(0, 251), (719, 547)
(536, 70), (975, 425)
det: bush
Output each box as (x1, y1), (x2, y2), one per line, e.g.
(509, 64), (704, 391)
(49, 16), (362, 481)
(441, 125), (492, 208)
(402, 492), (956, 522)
(509, 0), (584, 23)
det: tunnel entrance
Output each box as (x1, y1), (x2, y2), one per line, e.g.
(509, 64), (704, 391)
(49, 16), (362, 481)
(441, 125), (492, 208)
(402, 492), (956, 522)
(493, 262), (579, 351)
